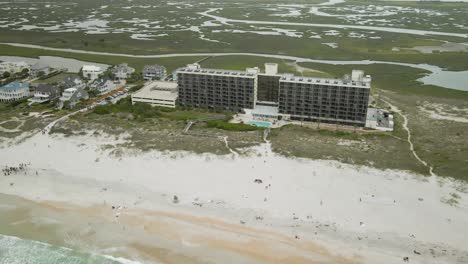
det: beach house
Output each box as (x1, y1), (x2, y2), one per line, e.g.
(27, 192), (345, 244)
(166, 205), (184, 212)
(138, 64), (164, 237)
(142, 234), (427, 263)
(111, 63), (135, 80)
(28, 84), (61, 104)
(82, 65), (103, 81)
(90, 77), (118, 94)
(0, 82), (30, 102)
(58, 87), (89, 109)
(62, 76), (85, 90)
(143, 65), (167, 81)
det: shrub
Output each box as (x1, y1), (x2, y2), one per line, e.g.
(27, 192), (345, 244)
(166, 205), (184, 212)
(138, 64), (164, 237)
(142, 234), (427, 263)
(206, 121), (263, 131)
(129, 84), (144, 92)
(93, 105), (111, 115)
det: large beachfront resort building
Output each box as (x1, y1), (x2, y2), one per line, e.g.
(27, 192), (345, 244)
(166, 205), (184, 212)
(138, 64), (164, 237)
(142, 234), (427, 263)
(176, 63), (371, 127)
(177, 63), (258, 112)
(278, 71), (371, 126)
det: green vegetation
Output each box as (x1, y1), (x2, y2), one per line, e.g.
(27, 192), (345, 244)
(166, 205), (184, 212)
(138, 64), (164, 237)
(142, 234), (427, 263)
(206, 120), (264, 131)
(129, 84), (144, 93)
(269, 124), (428, 174)
(0, 100), (68, 140)
(0, 44), (204, 73)
(0, 69), (29, 86)
(92, 97), (229, 122)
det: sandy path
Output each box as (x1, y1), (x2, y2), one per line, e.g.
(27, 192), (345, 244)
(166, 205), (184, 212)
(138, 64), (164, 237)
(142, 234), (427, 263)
(381, 98), (435, 177)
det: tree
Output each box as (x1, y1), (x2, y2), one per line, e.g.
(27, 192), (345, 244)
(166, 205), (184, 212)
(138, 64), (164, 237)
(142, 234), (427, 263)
(127, 72), (142, 84)
(102, 69), (115, 80)
(2, 71), (10, 79)
(87, 88), (100, 98)
(37, 71), (46, 78)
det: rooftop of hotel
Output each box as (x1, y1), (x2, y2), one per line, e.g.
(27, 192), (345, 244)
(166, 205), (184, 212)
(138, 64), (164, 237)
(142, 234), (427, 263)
(279, 75), (371, 88)
(178, 67), (257, 77)
(132, 81), (178, 101)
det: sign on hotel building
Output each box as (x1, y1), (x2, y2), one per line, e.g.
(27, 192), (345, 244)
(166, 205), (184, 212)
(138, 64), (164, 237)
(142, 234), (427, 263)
(176, 63), (371, 126)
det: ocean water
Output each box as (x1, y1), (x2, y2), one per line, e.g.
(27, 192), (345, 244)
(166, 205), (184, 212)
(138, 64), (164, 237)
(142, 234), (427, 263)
(0, 235), (141, 264)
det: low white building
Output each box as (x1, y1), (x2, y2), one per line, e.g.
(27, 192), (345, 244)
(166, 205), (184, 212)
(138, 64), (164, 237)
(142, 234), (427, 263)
(0, 61), (30, 75)
(0, 82), (30, 102)
(131, 81), (178, 108)
(82, 65), (103, 81)
(58, 87), (89, 109)
(365, 108), (394, 131)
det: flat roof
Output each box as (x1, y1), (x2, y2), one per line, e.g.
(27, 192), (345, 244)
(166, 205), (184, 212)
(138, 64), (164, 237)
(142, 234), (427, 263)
(177, 67), (257, 78)
(280, 75), (370, 89)
(82, 65), (102, 71)
(133, 81), (178, 101)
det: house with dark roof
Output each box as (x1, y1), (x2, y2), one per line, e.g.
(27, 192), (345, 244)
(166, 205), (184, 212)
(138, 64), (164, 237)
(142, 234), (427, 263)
(28, 84), (61, 103)
(62, 76), (85, 90)
(90, 76), (118, 95)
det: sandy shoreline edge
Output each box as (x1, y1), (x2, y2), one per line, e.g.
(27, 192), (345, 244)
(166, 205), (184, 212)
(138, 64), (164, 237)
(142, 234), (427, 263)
(1, 130), (467, 263)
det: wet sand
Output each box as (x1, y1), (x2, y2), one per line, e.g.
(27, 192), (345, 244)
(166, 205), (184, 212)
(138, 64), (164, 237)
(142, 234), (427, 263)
(0, 193), (355, 264)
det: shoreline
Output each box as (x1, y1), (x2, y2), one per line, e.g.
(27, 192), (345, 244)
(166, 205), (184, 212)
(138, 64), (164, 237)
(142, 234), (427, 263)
(1, 130), (468, 263)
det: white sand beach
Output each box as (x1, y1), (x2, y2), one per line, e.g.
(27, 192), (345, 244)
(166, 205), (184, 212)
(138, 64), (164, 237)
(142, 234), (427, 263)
(1, 128), (468, 263)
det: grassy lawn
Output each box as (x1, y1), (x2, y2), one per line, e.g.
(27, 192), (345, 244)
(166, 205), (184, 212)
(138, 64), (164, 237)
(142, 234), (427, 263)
(269, 124), (428, 174)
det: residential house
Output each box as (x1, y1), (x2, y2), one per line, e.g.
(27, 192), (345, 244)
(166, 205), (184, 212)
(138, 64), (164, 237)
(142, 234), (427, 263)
(0, 61), (30, 75)
(111, 63), (135, 80)
(28, 84), (61, 104)
(58, 87), (89, 109)
(62, 76), (85, 90)
(30, 62), (50, 78)
(82, 65), (103, 81)
(90, 76), (118, 95)
(142, 65), (166, 81)
(0, 81), (30, 102)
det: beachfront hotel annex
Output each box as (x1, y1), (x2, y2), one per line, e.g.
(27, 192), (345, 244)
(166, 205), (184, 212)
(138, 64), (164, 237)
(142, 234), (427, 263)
(176, 63), (372, 127)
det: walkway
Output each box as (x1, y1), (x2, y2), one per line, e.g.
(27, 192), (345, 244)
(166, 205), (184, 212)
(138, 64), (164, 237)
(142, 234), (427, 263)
(381, 98), (435, 177)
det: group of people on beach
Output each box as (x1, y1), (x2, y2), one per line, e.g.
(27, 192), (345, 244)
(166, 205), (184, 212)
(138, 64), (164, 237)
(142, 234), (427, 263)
(2, 163), (30, 176)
